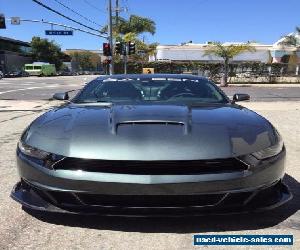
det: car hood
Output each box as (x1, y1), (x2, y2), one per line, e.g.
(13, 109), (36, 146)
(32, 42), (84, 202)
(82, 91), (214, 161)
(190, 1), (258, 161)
(23, 103), (277, 160)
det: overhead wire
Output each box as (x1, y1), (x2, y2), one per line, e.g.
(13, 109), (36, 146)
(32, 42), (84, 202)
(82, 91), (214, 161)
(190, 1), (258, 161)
(51, 0), (103, 28)
(82, 0), (107, 13)
(32, 0), (104, 33)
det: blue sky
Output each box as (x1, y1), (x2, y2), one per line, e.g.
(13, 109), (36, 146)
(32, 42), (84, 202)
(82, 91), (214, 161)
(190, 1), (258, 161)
(0, 0), (299, 50)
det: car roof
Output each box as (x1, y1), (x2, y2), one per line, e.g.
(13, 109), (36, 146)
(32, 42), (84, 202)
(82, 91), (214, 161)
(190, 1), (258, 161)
(95, 74), (208, 81)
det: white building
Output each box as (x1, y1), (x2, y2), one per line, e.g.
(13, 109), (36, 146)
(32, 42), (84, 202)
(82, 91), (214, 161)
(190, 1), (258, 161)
(152, 34), (300, 65)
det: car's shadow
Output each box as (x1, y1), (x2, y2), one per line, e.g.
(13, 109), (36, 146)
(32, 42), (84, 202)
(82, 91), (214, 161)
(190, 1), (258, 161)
(24, 174), (300, 233)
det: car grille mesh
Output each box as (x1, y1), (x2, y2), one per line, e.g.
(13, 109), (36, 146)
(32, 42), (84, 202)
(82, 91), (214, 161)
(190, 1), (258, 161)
(53, 158), (248, 175)
(49, 192), (226, 207)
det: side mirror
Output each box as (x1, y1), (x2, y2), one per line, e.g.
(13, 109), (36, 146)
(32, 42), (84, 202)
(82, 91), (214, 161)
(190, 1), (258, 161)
(53, 92), (69, 101)
(233, 93), (250, 102)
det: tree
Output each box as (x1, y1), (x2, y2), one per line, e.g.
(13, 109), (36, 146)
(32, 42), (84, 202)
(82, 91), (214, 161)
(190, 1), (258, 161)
(280, 27), (300, 47)
(203, 42), (256, 86)
(101, 14), (157, 63)
(30, 37), (66, 69)
(101, 15), (156, 36)
(114, 32), (159, 63)
(68, 51), (101, 71)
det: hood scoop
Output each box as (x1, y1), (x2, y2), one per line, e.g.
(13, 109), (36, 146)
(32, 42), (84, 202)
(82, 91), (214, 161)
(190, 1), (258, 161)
(112, 120), (190, 135)
(108, 105), (193, 135)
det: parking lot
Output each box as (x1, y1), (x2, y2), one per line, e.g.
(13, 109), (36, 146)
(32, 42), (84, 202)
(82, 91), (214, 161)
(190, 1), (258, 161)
(0, 76), (300, 249)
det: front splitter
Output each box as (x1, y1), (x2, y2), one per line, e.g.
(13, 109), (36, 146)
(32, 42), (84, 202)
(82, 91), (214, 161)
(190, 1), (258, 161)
(10, 180), (293, 217)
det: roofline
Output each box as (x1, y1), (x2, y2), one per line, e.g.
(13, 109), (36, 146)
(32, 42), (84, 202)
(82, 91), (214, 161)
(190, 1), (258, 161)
(0, 36), (31, 47)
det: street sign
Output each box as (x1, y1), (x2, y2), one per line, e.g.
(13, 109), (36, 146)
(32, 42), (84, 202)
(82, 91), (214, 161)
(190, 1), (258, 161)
(142, 68), (155, 74)
(45, 30), (73, 35)
(11, 17), (20, 25)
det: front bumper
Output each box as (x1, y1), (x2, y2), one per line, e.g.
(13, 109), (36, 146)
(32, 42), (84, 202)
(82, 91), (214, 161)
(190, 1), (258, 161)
(11, 179), (292, 216)
(12, 148), (292, 216)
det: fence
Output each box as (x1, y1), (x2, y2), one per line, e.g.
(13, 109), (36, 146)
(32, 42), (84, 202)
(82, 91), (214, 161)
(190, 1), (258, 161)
(113, 61), (300, 82)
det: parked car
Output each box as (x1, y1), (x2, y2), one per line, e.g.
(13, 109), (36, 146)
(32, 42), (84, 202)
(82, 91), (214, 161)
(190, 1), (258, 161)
(11, 74), (291, 216)
(57, 70), (73, 76)
(236, 72), (258, 78)
(5, 70), (30, 78)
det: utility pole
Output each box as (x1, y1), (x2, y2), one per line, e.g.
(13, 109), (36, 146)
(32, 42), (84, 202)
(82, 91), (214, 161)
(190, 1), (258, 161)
(108, 0), (114, 74)
(115, 0), (119, 27)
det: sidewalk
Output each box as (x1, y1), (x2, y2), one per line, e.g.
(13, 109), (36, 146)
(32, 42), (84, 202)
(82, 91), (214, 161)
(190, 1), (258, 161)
(0, 100), (59, 111)
(223, 83), (300, 87)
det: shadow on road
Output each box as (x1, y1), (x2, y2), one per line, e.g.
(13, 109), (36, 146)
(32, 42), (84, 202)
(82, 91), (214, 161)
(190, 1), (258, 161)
(24, 174), (300, 233)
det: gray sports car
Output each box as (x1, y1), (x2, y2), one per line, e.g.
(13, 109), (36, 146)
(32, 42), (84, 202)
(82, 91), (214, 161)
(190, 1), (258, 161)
(11, 74), (292, 216)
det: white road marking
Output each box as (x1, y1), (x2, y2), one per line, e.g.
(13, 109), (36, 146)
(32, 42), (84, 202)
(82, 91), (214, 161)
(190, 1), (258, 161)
(0, 85), (57, 95)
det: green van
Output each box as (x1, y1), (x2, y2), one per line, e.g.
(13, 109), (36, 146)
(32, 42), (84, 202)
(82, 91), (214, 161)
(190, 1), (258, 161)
(24, 63), (56, 76)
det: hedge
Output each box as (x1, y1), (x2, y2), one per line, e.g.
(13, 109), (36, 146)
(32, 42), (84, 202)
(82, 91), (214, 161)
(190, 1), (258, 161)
(109, 61), (298, 80)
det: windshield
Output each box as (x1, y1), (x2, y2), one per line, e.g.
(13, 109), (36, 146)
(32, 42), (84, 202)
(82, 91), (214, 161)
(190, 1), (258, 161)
(73, 77), (228, 104)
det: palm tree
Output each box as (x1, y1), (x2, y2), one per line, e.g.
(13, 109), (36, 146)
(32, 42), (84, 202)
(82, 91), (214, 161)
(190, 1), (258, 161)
(203, 42), (256, 86)
(101, 14), (157, 62)
(119, 15), (156, 35)
(101, 15), (156, 36)
(116, 32), (158, 62)
(280, 27), (300, 47)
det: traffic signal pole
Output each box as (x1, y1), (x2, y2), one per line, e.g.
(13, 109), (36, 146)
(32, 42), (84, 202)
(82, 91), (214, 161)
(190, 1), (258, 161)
(108, 0), (114, 75)
(124, 44), (127, 74)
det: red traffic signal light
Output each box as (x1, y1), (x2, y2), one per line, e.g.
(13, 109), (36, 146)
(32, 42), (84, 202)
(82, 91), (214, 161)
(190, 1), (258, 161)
(0, 14), (6, 29)
(103, 43), (112, 56)
(103, 59), (111, 64)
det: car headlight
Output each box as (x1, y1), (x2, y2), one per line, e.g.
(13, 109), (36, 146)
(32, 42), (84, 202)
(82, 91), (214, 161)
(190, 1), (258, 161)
(18, 141), (63, 169)
(251, 137), (284, 160)
(18, 141), (50, 160)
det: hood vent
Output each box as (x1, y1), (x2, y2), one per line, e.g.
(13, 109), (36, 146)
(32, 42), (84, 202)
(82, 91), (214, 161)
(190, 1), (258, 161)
(111, 120), (189, 135)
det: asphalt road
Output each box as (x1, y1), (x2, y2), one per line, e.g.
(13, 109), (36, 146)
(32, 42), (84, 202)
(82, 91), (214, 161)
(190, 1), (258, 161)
(1, 75), (300, 101)
(0, 75), (95, 100)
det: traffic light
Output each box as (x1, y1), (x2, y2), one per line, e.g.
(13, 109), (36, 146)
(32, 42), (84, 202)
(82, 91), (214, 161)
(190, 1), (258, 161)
(103, 59), (111, 65)
(115, 42), (122, 55)
(103, 43), (111, 56)
(128, 42), (136, 55)
(0, 14), (6, 29)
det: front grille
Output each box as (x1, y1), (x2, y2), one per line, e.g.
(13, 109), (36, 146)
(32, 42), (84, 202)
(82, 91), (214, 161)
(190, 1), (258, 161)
(49, 192), (225, 207)
(53, 158), (248, 175)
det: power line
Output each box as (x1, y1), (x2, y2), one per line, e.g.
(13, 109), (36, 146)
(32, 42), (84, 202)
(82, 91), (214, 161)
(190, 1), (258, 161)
(51, 0), (103, 28)
(83, 0), (107, 13)
(6, 18), (108, 38)
(32, 0), (104, 33)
